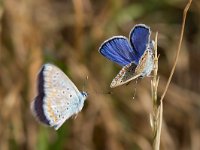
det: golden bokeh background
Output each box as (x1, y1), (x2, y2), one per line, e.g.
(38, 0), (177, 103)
(0, 0), (200, 149)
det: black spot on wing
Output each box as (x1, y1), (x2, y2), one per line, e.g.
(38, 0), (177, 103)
(33, 66), (50, 125)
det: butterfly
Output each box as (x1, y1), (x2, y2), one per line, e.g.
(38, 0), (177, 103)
(31, 64), (88, 130)
(99, 24), (154, 88)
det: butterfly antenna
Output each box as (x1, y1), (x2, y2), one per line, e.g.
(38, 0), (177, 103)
(82, 76), (89, 92)
(92, 89), (113, 95)
(106, 91), (113, 95)
(101, 90), (113, 95)
(132, 78), (139, 100)
(82, 75), (113, 95)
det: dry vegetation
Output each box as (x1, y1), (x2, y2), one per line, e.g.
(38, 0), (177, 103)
(0, 0), (200, 150)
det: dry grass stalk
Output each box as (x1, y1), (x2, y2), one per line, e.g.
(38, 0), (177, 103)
(160, 0), (192, 102)
(150, 0), (192, 149)
(150, 32), (162, 150)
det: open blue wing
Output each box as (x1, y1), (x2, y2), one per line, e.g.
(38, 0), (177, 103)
(129, 24), (151, 59)
(99, 36), (138, 66)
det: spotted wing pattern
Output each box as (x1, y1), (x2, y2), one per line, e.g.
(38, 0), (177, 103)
(111, 48), (154, 88)
(31, 64), (87, 130)
(110, 63), (141, 88)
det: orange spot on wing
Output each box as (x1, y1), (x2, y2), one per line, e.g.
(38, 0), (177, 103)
(47, 99), (58, 122)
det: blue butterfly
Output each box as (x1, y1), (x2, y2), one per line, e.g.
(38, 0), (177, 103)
(99, 24), (154, 88)
(31, 64), (88, 130)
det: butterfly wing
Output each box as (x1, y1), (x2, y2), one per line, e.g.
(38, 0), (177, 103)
(111, 48), (154, 88)
(99, 36), (138, 66)
(110, 63), (141, 88)
(129, 24), (151, 61)
(31, 64), (86, 130)
(110, 49), (154, 88)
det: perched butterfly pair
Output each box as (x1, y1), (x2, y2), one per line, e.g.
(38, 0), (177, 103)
(31, 24), (154, 130)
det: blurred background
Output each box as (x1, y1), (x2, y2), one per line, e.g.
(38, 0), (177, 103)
(0, 0), (200, 149)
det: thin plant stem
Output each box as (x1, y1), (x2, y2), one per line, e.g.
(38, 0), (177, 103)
(160, 0), (192, 102)
(151, 1), (192, 149)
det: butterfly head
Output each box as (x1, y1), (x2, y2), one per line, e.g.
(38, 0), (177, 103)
(81, 91), (88, 100)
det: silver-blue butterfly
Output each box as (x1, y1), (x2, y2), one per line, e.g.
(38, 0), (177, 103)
(31, 64), (88, 130)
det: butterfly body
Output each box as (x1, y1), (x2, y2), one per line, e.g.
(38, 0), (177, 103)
(135, 49), (153, 77)
(99, 24), (154, 88)
(31, 64), (87, 130)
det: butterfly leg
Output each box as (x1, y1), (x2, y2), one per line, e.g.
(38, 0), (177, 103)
(132, 78), (139, 100)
